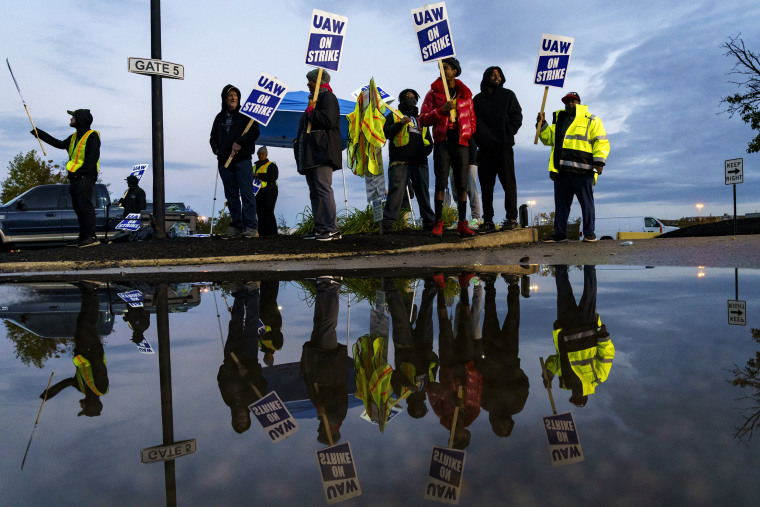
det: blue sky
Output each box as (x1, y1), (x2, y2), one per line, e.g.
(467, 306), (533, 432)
(1, 0), (758, 225)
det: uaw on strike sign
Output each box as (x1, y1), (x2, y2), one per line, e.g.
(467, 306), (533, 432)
(240, 74), (289, 127)
(534, 34), (574, 88)
(305, 10), (348, 72)
(411, 2), (455, 62)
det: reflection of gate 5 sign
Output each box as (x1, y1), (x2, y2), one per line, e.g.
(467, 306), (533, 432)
(240, 74), (289, 127)
(305, 10), (348, 72)
(411, 2), (455, 62)
(534, 34), (574, 88)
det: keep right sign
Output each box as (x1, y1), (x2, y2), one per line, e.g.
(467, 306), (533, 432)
(728, 300), (746, 326)
(725, 158), (744, 185)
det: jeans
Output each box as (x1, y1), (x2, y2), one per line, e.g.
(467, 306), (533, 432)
(449, 164), (481, 220)
(305, 165), (338, 234)
(219, 159), (257, 231)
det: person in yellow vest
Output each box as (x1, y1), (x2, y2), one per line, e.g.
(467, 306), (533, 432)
(544, 265), (614, 407)
(382, 89), (435, 233)
(253, 146), (279, 236)
(31, 109), (101, 248)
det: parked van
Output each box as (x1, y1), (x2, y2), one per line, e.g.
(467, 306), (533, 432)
(582, 216), (678, 240)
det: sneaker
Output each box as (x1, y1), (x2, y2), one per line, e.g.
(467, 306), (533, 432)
(543, 236), (568, 243)
(582, 234), (598, 242)
(477, 221), (496, 234)
(77, 237), (100, 248)
(316, 230), (342, 241)
(430, 221), (444, 238)
(458, 272), (476, 287)
(303, 231), (317, 240)
(500, 219), (519, 231)
(469, 219), (479, 228)
(243, 228), (259, 238)
(224, 227), (244, 239)
(456, 220), (476, 237)
(478, 272), (498, 284)
(502, 274), (520, 285)
(432, 273), (446, 288)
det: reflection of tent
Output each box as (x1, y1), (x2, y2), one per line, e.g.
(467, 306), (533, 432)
(256, 90), (356, 149)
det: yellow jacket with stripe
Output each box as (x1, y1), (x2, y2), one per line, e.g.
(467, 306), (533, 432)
(538, 105), (609, 184)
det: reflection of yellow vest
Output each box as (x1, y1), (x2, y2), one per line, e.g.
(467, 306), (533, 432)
(254, 161), (275, 188)
(66, 130), (100, 173)
(390, 115), (430, 148)
(73, 354), (108, 396)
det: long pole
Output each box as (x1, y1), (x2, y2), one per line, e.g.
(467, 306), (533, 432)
(21, 372), (54, 470)
(6, 59), (46, 156)
(151, 0), (166, 239)
(733, 184), (737, 235)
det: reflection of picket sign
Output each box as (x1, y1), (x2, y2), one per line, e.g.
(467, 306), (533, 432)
(136, 338), (155, 355)
(411, 2), (455, 62)
(543, 412), (584, 466)
(360, 404), (403, 425)
(316, 442), (362, 504)
(425, 446), (466, 504)
(240, 73), (289, 128)
(118, 290), (144, 308)
(305, 10), (348, 72)
(533, 34), (574, 88)
(249, 391), (299, 443)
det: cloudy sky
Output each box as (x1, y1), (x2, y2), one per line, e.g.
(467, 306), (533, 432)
(1, 0), (758, 225)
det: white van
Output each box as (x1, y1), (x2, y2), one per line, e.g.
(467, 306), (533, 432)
(582, 216), (678, 240)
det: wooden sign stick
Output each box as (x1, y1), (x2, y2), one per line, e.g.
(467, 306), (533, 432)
(223, 119), (256, 168)
(448, 385), (463, 448)
(229, 351), (263, 398)
(534, 86), (549, 144)
(314, 382), (334, 446)
(437, 60), (456, 123)
(306, 68), (324, 134)
(539, 356), (557, 415)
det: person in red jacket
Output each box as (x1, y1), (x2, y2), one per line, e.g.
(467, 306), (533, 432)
(420, 57), (477, 238)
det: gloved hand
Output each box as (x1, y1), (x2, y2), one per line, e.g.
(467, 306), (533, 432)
(595, 165), (604, 175)
(549, 172), (556, 181)
(30, 129), (39, 138)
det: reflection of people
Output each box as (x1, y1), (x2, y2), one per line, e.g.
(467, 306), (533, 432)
(253, 147), (279, 236)
(258, 280), (283, 366)
(118, 175), (146, 218)
(477, 274), (529, 437)
(42, 282), (108, 416)
(31, 109), (100, 248)
(428, 274), (483, 449)
(545, 265), (614, 407)
(301, 277), (348, 444)
(537, 92), (610, 242)
(386, 278), (439, 419)
(217, 283), (266, 433)
(123, 304), (150, 344)
(209, 84), (260, 239)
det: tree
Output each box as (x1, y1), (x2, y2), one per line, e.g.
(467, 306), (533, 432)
(1, 150), (68, 203)
(722, 36), (760, 154)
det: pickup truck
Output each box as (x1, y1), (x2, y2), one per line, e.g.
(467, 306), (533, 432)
(0, 183), (121, 249)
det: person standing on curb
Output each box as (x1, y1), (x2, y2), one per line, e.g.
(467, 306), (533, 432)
(253, 146), (279, 236)
(210, 84), (260, 239)
(473, 66), (523, 233)
(537, 92), (609, 242)
(419, 57), (477, 238)
(31, 109), (101, 248)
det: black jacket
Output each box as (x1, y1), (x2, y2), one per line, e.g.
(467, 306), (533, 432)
(294, 88), (343, 172)
(210, 84), (260, 164)
(473, 66), (522, 149)
(120, 186), (146, 217)
(35, 109), (100, 180)
(383, 105), (433, 166)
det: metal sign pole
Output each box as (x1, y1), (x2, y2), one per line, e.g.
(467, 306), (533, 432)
(151, 0), (166, 239)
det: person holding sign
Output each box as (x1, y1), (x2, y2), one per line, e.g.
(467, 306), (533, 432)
(209, 85), (260, 239)
(294, 70), (342, 241)
(119, 175), (147, 218)
(536, 92), (609, 242)
(473, 66), (523, 233)
(253, 146), (279, 236)
(419, 57), (477, 238)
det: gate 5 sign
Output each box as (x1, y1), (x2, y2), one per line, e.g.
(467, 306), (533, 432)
(128, 58), (184, 80)
(411, 2), (455, 62)
(240, 74), (289, 127)
(305, 10), (348, 72)
(533, 34), (574, 88)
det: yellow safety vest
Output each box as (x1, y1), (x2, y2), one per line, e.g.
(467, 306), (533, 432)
(254, 161), (275, 188)
(66, 130), (100, 174)
(390, 114), (431, 148)
(73, 354), (108, 396)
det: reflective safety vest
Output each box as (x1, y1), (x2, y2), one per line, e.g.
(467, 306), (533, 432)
(538, 105), (608, 184)
(353, 335), (394, 431)
(254, 161), (276, 188)
(546, 314), (614, 396)
(73, 354), (108, 396)
(390, 114), (431, 148)
(66, 130), (100, 174)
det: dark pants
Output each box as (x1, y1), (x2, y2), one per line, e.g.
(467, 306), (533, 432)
(553, 172), (595, 239)
(433, 136), (468, 194)
(256, 185), (278, 236)
(310, 280), (341, 350)
(69, 174), (96, 241)
(477, 146), (517, 222)
(555, 265), (597, 327)
(305, 165), (338, 234)
(219, 159), (257, 232)
(383, 163), (435, 229)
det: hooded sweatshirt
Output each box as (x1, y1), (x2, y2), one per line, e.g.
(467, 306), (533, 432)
(473, 66), (523, 149)
(35, 109), (100, 179)
(209, 84), (260, 163)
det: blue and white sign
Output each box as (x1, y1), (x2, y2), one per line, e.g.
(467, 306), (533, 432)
(534, 34), (574, 88)
(118, 290), (144, 308)
(316, 442), (362, 504)
(351, 84), (393, 105)
(240, 73), (290, 127)
(543, 412), (584, 466)
(425, 446), (466, 505)
(249, 391), (299, 443)
(252, 178), (263, 196)
(360, 403), (403, 425)
(136, 338), (155, 355)
(411, 2), (455, 62)
(129, 163), (148, 182)
(116, 212), (142, 231)
(305, 10), (348, 72)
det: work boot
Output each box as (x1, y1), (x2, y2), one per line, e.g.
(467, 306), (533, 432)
(430, 221), (444, 238)
(457, 220), (475, 237)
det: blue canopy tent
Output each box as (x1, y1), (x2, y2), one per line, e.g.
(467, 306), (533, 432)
(256, 90), (356, 149)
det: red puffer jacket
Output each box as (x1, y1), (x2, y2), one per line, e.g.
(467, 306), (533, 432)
(419, 77), (476, 146)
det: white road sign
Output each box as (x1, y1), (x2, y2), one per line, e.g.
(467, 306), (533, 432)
(725, 158), (743, 185)
(128, 57), (184, 80)
(728, 300), (746, 326)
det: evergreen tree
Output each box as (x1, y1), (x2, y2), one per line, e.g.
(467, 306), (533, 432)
(1, 150), (67, 203)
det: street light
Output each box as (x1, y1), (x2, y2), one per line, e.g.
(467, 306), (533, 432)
(696, 203), (703, 222)
(526, 200), (536, 226)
